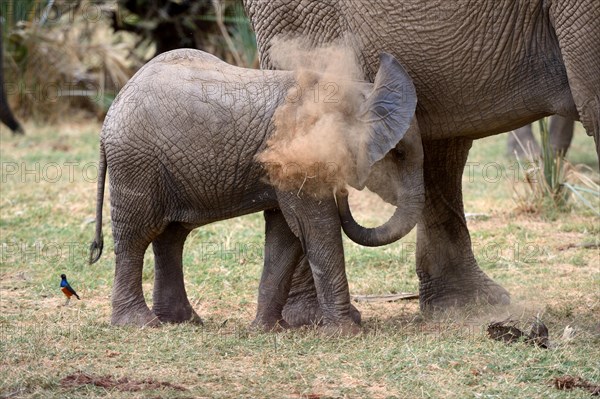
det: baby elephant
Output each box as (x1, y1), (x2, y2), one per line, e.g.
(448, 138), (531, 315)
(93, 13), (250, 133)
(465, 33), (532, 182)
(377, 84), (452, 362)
(89, 48), (423, 332)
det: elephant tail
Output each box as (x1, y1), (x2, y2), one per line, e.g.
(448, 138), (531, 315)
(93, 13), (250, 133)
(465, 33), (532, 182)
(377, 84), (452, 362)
(89, 141), (106, 264)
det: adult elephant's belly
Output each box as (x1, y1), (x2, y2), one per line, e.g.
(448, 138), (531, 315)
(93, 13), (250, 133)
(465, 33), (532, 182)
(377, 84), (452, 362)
(409, 66), (578, 141)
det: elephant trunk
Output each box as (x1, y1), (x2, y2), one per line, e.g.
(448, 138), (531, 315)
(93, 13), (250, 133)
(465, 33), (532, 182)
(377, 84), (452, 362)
(336, 187), (423, 247)
(336, 125), (425, 247)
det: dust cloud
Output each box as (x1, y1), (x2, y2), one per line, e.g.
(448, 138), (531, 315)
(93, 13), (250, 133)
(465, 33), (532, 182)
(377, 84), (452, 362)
(256, 37), (369, 198)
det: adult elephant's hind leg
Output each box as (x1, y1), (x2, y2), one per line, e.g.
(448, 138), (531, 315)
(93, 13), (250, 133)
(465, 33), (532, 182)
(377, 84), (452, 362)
(152, 223), (202, 324)
(417, 138), (510, 310)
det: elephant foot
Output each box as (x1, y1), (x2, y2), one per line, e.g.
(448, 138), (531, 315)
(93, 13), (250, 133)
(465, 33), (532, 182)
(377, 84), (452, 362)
(251, 306), (290, 331)
(188, 311), (204, 325)
(111, 304), (160, 327)
(282, 296), (362, 327)
(419, 271), (510, 311)
(320, 321), (362, 337)
(250, 317), (290, 332)
(153, 303), (203, 325)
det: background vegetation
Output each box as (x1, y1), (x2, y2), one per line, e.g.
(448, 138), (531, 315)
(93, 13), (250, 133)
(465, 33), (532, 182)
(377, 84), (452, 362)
(1, 0), (256, 123)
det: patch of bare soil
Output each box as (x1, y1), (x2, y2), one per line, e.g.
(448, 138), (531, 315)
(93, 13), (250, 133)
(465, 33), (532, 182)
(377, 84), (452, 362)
(552, 375), (600, 395)
(60, 372), (187, 392)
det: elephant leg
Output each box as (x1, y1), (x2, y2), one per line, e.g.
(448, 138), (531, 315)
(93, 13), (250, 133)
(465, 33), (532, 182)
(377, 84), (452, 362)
(549, 115), (574, 157)
(111, 239), (158, 327)
(417, 138), (510, 310)
(0, 24), (24, 135)
(252, 209), (301, 330)
(282, 256), (361, 327)
(506, 124), (539, 158)
(277, 191), (358, 333)
(282, 256), (320, 327)
(151, 223), (202, 324)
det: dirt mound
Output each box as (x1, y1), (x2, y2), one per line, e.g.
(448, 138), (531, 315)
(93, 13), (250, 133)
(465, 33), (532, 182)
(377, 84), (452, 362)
(553, 375), (600, 395)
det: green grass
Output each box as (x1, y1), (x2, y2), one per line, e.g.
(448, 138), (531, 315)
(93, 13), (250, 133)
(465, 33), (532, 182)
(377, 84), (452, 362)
(0, 122), (599, 398)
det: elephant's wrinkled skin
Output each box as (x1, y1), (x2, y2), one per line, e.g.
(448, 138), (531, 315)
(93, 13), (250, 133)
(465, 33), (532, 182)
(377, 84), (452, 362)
(243, 0), (599, 315)
(90, 49), (424, 330)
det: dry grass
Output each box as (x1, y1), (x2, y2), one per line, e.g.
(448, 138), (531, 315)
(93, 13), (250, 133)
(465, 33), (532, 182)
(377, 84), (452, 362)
(4, 1), (143, 123)
(0, 122), (598, 398)
(509, 119), (599, 216)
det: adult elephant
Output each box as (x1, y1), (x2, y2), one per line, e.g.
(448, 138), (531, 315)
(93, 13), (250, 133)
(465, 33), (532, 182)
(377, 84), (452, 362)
(0, 21), (24, 135)
(507, 116), (575, 158)
(242, 0), (599, 316)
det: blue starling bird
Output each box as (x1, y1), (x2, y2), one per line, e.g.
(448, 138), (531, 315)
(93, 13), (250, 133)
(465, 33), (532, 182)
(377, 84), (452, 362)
(60, 274), (80, 306)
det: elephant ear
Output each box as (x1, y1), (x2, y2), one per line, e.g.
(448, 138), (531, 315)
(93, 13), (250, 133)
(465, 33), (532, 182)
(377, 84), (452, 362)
(353, 53), (417, 187)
